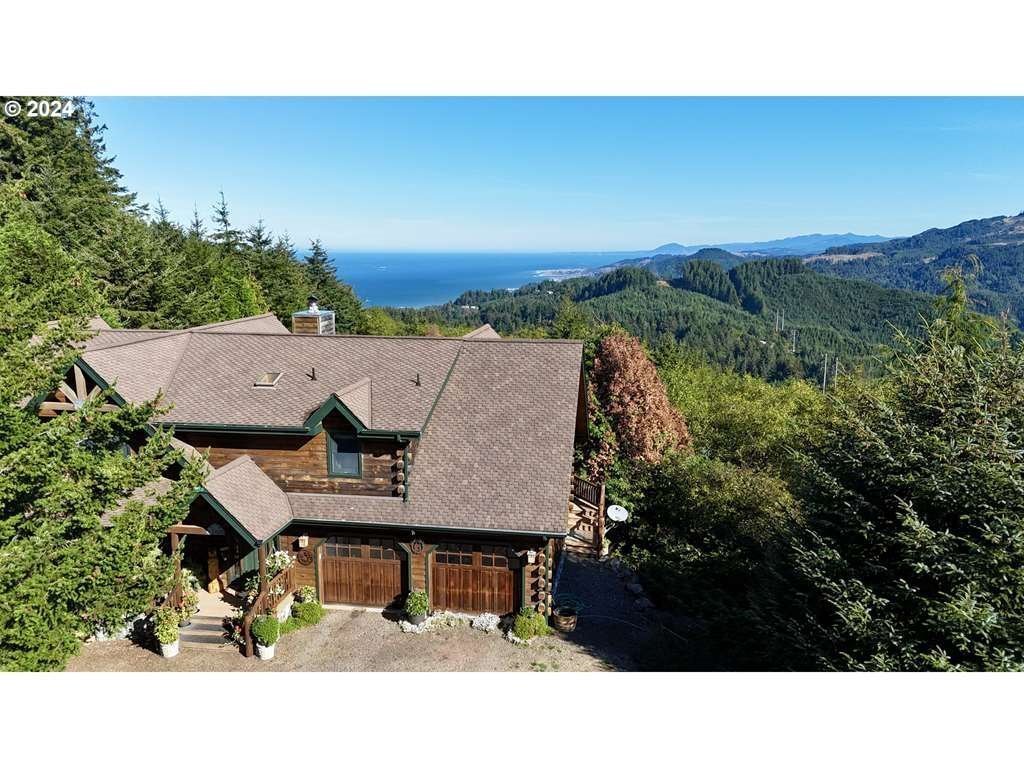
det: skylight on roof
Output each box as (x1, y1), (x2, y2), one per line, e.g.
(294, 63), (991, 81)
(253, 372), (282, 388)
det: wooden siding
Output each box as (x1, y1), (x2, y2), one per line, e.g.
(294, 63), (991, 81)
(177, 417), (414, 497)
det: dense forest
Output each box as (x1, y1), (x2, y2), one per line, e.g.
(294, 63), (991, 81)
(0, 98), (370, 332)
(811, 212), (1024, 325)
(581, 272), (1024, 670)
(389, 258), (936, 381)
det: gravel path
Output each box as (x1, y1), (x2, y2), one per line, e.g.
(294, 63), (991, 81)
(67, 554), (668, 672)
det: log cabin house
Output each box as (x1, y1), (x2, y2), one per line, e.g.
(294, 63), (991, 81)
(34, 302), (604, 653)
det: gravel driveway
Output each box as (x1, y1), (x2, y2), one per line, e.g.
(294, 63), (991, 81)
(67, 555), (675, 672)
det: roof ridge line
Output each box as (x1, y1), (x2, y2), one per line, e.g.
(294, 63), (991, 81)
(188, 312), (279, 331)
(208, 454), (254, 478)
(83, 329), (189, 352)
(155, 330), (195, 403)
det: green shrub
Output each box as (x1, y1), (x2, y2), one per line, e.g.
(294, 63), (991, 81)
(405, 589), (429, 617)
(251, 615), (280, 647)
(280, 617), (303, 635)
(512, 607), (552, 641)
(154, 605), (179, 645)
(292, 600), (325, 626)
(295, 585), (317, 603)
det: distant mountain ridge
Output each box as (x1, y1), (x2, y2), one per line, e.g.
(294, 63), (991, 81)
(648, 232), (889, 257)
(808, 212), (1024, 325)
(592, 233), (890, 277)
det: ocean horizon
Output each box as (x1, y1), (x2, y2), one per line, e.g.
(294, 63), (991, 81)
(327, 250), (630, 308)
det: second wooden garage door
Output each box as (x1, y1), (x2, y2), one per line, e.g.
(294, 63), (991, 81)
(431, 542), (515, 615)
(321, 536), (403, 607)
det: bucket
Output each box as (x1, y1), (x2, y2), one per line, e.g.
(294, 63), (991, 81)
(551, 606), (578, 633)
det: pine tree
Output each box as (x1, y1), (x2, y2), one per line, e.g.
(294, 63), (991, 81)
(759, 272), (1024, 670)
(0, 187), (203, 670)
(210, 190), (240, 254)
(304, 237), (336, 290)
(188, 204), (206, 240)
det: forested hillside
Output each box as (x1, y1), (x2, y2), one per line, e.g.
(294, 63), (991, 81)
(0, 97), (367, 331)
(810, 212), (1024, 324)
(389, 259), (935, 381)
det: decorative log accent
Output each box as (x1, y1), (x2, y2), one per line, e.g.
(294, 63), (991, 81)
(395, 484), (405, 495)
(537, 552), (546, 564)
(395, 471), (405, 482)
(38, 362), (119, 418)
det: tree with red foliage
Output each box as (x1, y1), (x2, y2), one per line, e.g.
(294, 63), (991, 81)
(585, 331), (691, 479)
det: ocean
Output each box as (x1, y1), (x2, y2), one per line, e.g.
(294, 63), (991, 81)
(328, 251), (630, 308)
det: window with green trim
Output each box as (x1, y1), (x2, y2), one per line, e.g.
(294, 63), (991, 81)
(327, 432), (361, 477)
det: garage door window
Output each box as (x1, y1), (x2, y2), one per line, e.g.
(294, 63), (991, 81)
(368, 538), (397, 560)
(480, 545), (509, 568)
(435, 542), (473, 565)
(325, 536), (362, 558)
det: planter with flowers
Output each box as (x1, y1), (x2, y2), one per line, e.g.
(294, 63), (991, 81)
(155, 605), (181, 658)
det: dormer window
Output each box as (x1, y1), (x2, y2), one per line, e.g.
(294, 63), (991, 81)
(327, 432), (361, 477)
(253, 372), (282, 388)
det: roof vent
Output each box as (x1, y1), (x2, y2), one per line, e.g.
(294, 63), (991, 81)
(253, 372), (282, 388)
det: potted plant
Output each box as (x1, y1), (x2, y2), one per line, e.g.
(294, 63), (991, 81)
(155, 605), (180, 658)
(295, 585), (317, 603)
(404, 589), (429, 626)
(251, 614), (280, 660)
(181, 586), (199, 619)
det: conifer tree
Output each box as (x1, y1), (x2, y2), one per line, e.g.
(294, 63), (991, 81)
(0, 188), (203, 670)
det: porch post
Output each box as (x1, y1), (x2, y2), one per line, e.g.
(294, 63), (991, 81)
(170, 530), (181, 584)
(258, 541), (267, 586)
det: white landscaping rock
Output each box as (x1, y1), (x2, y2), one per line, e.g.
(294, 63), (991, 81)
(471, 613), (501, 633)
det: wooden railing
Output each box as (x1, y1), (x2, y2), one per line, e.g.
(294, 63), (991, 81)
(570, 475), (607, 554)
(242, 565), (297, 657)
(571, 475), (603, 510)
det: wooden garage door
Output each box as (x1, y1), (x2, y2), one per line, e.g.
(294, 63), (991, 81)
(431, 543), (515, 615)
(321, 536), (403, 607)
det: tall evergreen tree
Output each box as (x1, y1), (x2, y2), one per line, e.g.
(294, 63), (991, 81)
(304, 237), (336, 289)
(758, 272), (1024, 670)
(210, 190), (240, 254)
(0, 187), (203, 670)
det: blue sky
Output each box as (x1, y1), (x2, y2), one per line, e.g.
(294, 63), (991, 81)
(91, 97), (1024, 251)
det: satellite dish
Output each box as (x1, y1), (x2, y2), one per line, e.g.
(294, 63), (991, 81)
(606, 504), (630, 523)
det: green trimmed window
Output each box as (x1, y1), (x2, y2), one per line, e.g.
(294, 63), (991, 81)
(327, 432), (361, 477)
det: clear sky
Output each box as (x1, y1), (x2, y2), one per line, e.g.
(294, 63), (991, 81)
(91, 97), (1024, 251)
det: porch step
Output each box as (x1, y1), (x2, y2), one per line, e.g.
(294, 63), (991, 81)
(179, 616), (231, 647)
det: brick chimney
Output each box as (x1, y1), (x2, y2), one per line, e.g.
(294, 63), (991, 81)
(291, 295), (336, 335)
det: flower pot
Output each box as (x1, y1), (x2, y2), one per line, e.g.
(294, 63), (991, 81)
(551, 606), (578, 633)
(178, 618), (191, 628)
(256, 643), (276, 660)
(408, 613), (427, 626)
(160, 640), (180, 658)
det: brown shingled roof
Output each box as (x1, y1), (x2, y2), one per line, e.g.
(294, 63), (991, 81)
(81, 315), (583, 536)
(202, 456), (293, 542)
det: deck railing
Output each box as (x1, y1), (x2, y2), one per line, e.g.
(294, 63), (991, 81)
(241, 565), (297, 657)
(570, 475), (607, 553)
(571, 475), (603, 509)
